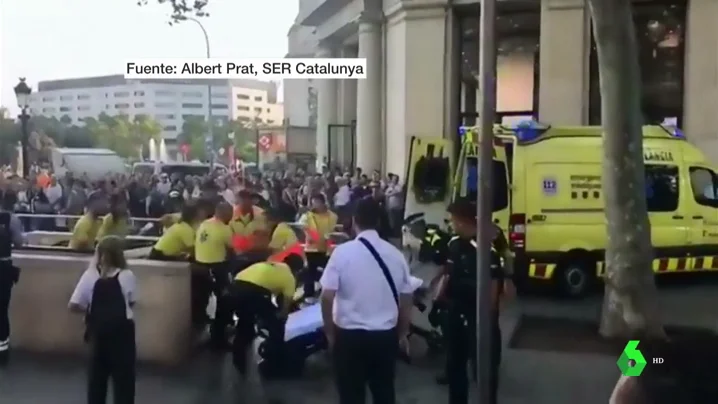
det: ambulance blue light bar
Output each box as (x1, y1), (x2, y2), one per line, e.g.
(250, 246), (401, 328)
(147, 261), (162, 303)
(514, 120), (545, 142)
(660, 125), (685, 139)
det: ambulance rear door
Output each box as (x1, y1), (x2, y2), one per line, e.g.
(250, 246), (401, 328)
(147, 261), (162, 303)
(458, 139), (511, 234)
(403, 136), (454, 235)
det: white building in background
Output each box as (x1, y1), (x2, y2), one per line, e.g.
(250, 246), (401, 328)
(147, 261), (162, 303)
(284, 23), (319, 128)
(28, 75), (284, 142)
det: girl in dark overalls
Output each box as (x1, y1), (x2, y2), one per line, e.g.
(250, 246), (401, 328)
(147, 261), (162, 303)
(69, 236), (137, 404)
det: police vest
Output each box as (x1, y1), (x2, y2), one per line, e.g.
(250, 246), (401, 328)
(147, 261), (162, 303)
(0, 212), (13, 259)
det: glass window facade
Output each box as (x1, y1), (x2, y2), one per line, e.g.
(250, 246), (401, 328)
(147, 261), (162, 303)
(589, 1), (686, 126)
(456, 3), (540, 128)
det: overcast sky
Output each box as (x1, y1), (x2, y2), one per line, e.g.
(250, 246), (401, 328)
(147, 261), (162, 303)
(0, 0), (298, 114)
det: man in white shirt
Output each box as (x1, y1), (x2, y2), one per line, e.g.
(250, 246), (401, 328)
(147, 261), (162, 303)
(44, 176), (63, 206)
(333, 177), (352, 229)
(320, 198), (413, 404)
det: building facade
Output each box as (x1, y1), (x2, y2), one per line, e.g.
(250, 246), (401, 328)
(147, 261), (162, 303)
(29, 75), (284, 141)
(295, 0), (717, 175)
(284, 23), (319, 128)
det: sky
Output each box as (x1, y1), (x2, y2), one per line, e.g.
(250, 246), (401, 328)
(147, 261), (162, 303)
(0, 0), (298, 115)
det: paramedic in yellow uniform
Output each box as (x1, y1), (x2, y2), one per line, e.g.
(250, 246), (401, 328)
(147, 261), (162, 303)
(160, 212), (181, 230)
(266, 208), (299, 252)
(231, 189), (265, 236)
(229, 254), (304, 377)
(302, 193), (338, 296)
(96, 195), (129, 242)
(69, 204), (104, 251)
(193, 202), (235, 349)
(149, 203), (200, 261)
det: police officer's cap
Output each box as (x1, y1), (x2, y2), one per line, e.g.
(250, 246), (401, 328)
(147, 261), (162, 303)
(447, 199), (477, 221)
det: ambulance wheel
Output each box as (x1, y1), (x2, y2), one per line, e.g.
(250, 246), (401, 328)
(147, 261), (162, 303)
(556, 258), (594, 298)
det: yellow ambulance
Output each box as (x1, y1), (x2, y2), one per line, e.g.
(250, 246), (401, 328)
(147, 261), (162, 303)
(497, 124), (718, 297)
(403, 123), (718, 298)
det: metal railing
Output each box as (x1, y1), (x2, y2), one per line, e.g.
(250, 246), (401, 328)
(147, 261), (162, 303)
(14, 213), (348, 250)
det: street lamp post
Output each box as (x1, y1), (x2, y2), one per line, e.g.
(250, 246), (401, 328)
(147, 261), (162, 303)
(178, 17), (214, 166)
(476, 0), (498, 403)
(14, 78), (32, 178)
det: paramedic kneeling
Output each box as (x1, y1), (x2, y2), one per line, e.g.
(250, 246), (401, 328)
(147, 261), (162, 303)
(69, 236), (138, 404)
(229, 254), (304, 376)
(194, 202), (235, 349)
(320, 198), (413, 404)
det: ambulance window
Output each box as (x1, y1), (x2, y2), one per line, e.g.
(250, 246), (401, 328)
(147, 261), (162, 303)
(689, 167), (718, 207)
(645, 165), (679, 212)
(462, 157), (509, 212)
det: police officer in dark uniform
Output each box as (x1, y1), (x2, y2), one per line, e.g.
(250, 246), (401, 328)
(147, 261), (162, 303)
(0, 191), (26, 366)
(437, 200), (513, 404)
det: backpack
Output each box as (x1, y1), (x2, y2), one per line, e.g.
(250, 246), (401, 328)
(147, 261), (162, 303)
(87, 271), (129, 337)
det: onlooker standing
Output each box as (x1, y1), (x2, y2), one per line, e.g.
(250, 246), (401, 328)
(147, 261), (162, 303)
(333, 177), (352, 228)
(385, 174), (404, 237)
(320, 198), (413, 404)
(69, 236), (138, 404)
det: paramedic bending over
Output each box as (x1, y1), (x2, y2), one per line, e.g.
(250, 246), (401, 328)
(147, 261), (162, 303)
(228, 253), (304, 377)
(68, 236), (138, 404)
(320, 198), (413, 404)
(149, 203), (202, 261)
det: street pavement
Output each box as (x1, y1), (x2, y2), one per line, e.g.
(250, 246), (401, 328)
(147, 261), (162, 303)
(2, 262), (717, 403)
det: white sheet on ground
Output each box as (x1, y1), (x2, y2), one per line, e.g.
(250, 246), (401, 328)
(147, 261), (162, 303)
(284, 276), (424, 341)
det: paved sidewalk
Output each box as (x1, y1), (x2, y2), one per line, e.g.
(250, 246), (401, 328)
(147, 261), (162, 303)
(3, 263), (716, 403)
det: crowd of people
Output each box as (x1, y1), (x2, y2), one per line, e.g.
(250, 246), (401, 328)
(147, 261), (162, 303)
(0, 165), (405, 237)
(0, 163), (525, 404)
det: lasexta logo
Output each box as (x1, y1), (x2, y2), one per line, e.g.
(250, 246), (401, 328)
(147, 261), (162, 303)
(617, 340), (647, 376)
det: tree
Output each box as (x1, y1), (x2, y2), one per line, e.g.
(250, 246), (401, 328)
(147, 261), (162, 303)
(178, 115), (209, 161)
(0, 113), (20, 167)
(177, 117), (256, 162)
(132, 114), (162, 159)
(587, 0), (665, 338)
(137, 0), (209, 21)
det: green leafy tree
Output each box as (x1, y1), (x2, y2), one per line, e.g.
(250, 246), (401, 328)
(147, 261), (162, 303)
(137, 0), (209, 21)
(62, 125), (95, 148)
(132, 114), (162, 160)
(85, 114), (132, 158)
(0, 112), (20, 166)
(177, 117), (257, 163)
(178, 116), (209, 161)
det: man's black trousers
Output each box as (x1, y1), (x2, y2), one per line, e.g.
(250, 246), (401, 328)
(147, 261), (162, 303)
(445, 309), (502, 404)
(333, 328), (398, 404)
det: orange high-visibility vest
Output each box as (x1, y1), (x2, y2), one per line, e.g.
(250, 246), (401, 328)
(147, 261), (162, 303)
(268, 242), (304, 263)
(232, 234), (253, 252)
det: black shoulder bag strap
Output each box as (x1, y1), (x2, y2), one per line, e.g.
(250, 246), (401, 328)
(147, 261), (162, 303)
(358, 237), (398, 306)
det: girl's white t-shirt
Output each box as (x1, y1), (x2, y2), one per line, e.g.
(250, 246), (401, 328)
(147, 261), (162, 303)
(69, 260), (137, 319)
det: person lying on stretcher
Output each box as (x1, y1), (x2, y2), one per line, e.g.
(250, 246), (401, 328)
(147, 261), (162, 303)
(227, 253), (305, 377)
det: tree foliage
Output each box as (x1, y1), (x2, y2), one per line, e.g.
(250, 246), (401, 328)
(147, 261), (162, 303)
(137, 0), (209, 21)
(0, 112), (163, 165)
(177, 116), (258, 162)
